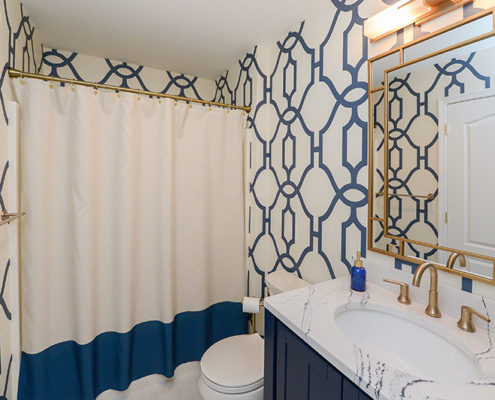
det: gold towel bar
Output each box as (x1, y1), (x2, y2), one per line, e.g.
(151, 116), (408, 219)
(0, 210), (26, 227)
(376, 191), (434, 200)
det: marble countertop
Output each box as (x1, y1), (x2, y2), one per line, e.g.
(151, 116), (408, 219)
(264, 277), (495, 400)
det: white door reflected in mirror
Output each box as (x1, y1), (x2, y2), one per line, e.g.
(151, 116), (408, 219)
(439, 89), (495, 277)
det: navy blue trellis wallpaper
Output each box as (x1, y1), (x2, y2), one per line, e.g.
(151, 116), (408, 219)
(1, 0), (40, 122)
(0, 0), (42, 399)
(215, 0), (373, 294)
(214, 0), (491, 296)
(41, 48), (218, 101)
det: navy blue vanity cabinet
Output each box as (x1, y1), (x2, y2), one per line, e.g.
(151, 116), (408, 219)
(265, 310), (373, 400)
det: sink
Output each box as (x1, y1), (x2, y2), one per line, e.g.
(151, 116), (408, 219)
(335, 307), (479, 383)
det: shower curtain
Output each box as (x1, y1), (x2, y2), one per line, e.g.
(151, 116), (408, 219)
(13, 79), (247, 400)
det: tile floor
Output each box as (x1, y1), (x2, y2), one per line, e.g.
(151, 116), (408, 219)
(97, 362), (202, 400)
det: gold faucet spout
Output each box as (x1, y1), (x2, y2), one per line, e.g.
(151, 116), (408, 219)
(412, 262), (441, 318)
(446, 252), (466, 269)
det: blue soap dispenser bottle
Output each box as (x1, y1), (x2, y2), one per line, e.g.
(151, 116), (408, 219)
(351, 251), (366, 292)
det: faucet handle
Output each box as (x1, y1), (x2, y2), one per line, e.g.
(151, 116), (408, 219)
(457, 305), (490, 333)
(383, 278), (411, 305)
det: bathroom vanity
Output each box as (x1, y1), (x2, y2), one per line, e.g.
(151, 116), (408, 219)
(263, 277), (495, 400)
(264, 309), (372, 400)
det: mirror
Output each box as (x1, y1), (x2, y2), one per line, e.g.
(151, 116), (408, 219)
(385, 34), (495, 279)
(368, 10), (495, 284)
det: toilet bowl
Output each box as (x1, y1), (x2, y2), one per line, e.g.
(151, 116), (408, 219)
(198, 270), (310, 400)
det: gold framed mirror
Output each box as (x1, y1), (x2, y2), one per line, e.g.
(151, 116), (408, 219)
(368, 8), (495, 285)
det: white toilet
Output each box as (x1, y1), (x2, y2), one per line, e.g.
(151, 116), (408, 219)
(198, 270), (310, 400)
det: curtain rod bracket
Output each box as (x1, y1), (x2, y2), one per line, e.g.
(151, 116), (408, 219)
(0, 210), (26, 227)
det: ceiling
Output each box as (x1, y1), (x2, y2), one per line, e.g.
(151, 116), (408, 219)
(22, 0), (330, 80)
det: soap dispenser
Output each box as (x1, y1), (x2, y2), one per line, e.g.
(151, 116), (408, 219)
(351, 251), (366, 292)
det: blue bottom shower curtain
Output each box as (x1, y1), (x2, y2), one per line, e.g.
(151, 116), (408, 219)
(13, 79), (247, 400)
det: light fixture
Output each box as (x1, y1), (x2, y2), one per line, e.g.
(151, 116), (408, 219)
(364, 0), (432, 42)
(364, 0), (474, 42)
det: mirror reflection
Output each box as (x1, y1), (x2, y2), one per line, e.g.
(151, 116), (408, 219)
(385, 35), (495, 278)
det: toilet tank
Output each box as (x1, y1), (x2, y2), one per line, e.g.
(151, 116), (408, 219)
(265, 270), (310, 295)
(250, 270), (310, 336)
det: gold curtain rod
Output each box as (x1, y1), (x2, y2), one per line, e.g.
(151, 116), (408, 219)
(8, 69), (251, 113)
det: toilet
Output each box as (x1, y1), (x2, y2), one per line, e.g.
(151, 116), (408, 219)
(198, 270), (310, 400)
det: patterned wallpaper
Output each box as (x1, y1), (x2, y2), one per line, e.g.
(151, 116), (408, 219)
(0, 0), (42, 399)
(41, 48), (218, 102)
(215, 0), (495, 297)
(216, 1), (378, 295)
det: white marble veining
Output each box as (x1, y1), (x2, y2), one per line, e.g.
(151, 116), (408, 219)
(264, 277), (495, 400)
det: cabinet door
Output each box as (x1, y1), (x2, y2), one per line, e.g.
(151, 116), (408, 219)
(275, 321), (342, 400)
(264, 311), (374, 400)
(343, 378), (374, 400)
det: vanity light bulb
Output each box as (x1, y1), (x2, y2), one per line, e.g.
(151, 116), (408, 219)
(364, 0), (431, 41)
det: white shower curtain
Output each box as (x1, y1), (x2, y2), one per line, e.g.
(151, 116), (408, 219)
(13, 79), (247, 400)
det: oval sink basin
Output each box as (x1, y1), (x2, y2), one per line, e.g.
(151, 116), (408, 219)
(335, 308), (479, 383)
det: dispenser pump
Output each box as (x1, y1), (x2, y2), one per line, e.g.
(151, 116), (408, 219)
(351, 251), (366, 292)
(354, 251), (363, 268)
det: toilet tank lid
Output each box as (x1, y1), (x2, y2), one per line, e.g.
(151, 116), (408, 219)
(265, 270), (310, 294)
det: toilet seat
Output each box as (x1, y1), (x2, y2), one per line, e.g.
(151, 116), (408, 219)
(200, 374), (263, 394)
(200, 333), (264, 395)
(198, 378), (263, 400)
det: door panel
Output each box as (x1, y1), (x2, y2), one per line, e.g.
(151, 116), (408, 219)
(445, 94), (495, 276)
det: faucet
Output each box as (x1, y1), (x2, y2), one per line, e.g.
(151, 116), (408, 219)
(412, 262), (441, 318)
(446, 252), (466, 269)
